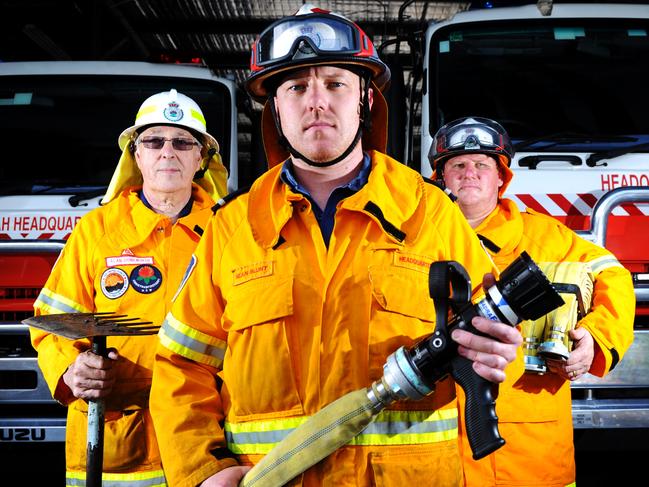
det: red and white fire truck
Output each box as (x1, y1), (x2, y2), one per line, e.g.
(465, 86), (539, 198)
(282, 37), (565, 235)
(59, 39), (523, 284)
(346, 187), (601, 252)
(420, 2), (649, 429)
(0, 61), (239, 444)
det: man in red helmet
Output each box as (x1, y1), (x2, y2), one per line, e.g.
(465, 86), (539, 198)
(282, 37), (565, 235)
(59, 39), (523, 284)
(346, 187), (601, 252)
(430, 116), (634, 487)
(151, 7), (522, 487)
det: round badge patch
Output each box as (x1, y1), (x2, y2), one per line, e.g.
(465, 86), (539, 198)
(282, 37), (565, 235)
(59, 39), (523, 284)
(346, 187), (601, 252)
(100, 268), (129, 299)
(130, 264), (163, 294)
(163, 101), (183, 122)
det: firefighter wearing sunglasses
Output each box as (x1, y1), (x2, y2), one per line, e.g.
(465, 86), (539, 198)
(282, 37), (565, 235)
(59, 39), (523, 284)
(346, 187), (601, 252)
(30, 89), (227, 486)
(150, 6), (521, 487)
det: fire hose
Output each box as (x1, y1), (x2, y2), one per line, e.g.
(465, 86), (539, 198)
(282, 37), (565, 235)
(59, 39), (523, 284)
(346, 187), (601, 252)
(239, 252), (564, 487)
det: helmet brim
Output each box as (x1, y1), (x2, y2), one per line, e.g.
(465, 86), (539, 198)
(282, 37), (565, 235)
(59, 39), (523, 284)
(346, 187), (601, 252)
(118, 123), (219, 153)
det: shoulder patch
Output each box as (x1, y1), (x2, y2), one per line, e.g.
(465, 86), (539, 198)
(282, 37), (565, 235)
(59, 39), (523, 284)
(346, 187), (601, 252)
(211, 186), (251, 214)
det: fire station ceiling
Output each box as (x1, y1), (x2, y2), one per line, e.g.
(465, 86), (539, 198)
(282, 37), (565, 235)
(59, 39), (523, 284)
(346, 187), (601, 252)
(1, 0), (470, 89)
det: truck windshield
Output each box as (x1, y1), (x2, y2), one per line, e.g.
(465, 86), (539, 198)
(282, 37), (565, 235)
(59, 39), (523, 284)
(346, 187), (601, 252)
(428, 19), (649, 148)
(0, 75), (232, 195)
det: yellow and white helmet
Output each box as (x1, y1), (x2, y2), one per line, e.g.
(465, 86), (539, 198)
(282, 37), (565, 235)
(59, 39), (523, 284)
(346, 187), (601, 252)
(102, 89), (227, 205)
(118, 89), (219, 151)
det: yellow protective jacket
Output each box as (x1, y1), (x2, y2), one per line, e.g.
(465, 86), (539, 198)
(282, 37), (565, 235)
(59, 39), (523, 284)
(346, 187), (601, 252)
(151, 151), (496, 487)
(458, 198), (635, 487)
(30, 184), (215, 486)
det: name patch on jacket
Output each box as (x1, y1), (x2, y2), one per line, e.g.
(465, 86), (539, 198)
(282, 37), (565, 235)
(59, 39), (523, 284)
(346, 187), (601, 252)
(130, 264), (163, 294)
(100, 268), (129, 299)
(393, 251), (433, 274)
(105, 249), (155, 267)
(232, 261), (274, 286)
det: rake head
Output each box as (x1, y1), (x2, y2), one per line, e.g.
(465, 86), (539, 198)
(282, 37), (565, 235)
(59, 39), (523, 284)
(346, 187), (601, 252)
(23, 312), (158, 340)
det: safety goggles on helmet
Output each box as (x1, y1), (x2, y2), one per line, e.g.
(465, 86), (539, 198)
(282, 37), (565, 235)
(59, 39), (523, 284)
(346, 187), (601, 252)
(253, 13), (371, 68)
(430, 117), (515, 168)
(246, 5), (390, 102)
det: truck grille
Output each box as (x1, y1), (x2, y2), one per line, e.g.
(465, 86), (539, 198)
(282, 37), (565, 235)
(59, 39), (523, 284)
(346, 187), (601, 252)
(0, 287), (40, 322)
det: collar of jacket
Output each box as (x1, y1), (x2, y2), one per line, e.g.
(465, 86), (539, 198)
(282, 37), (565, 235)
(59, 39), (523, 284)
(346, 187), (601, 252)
(475, 198), (524, 255)
(247, 150), (429, 249)
(106, 183), (214, 248)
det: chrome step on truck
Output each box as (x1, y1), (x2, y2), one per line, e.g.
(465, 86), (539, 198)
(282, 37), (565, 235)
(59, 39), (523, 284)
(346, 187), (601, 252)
(0, 61), (239, 444)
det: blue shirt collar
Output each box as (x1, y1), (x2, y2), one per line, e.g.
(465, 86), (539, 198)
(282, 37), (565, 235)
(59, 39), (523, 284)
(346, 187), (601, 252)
(280, 153), (371, 198)
(138, 189), (194, 219)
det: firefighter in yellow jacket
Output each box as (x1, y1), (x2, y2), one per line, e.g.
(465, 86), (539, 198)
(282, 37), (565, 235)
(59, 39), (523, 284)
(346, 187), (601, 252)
(30, 89), (228, 486)
(430, 116), (635, 487)
(150, 6), (522, 487)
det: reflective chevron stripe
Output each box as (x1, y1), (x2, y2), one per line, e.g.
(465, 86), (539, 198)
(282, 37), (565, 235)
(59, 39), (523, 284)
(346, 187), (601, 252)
(159, 312), (226, 368)
(34, 288), (90, 314)
(66, 469), (166, 486)
(588, 254), (623, 274)
(226, 408), (458, 455)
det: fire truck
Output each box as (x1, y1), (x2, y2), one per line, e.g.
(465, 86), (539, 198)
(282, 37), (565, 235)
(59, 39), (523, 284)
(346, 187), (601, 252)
(420, 2), (649, 430)
(0, 62), (239, 450)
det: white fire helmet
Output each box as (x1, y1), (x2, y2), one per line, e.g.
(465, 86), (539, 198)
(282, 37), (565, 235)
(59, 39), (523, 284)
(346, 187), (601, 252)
(101, 89), (228, 205)
(118, 89), (219, 151)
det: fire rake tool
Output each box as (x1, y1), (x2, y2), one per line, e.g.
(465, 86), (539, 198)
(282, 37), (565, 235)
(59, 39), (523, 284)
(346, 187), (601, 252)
(23, 312), (158, 487)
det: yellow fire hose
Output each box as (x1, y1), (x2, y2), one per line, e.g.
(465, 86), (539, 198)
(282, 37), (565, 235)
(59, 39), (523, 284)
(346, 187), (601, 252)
(239, 388), (376, 487)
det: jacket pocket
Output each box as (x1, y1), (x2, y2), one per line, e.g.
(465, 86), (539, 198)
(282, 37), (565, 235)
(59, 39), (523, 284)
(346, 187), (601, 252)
(369, 443), (462, 487)
(221, 276), (304, 419)
(368, 261), (436, 321)
(495, 374), (567, 423)
(368, 261), (437, 379)
(66, 408), (148, 472)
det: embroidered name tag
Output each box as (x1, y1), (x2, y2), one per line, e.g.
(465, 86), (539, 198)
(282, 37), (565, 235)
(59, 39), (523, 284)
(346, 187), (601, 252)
(232, 261), (274, 286)
(106, 249), (154, 267)
(393, 252), (432, 273)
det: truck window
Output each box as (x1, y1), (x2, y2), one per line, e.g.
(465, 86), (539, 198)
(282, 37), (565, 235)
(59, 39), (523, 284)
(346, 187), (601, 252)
(427, 19), (649, 145)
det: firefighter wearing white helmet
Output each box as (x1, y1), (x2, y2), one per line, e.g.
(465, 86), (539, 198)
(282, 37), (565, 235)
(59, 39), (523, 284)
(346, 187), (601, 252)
(30, 89), (228, 486)
(103, 88), (228, 204)
(430, 116), (634, 487)
(151, 6), (522, 487)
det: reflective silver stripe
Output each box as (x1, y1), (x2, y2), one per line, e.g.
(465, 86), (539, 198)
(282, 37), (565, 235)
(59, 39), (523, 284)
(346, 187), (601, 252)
(226, 426), (292, 446)
(589, 255), (622, 274)
(226, 413), (458, 449)
(66, 471), (166, 487)
(359, 416), (457, 436)
(160, 318), (226, 361)
(36, 292), (80, 314)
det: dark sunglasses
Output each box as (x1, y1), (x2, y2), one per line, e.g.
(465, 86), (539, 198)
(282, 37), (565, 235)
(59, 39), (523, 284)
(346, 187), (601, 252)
(138, 136), (200, 151)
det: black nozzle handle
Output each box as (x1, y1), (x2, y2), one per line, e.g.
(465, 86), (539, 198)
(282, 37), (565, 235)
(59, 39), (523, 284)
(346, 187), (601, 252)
(450, 354), (504, 460)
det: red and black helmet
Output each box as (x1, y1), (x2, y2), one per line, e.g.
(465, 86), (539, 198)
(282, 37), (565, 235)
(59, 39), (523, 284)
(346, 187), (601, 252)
(429, 117), (516, 196)
(245, 4), (390, 102)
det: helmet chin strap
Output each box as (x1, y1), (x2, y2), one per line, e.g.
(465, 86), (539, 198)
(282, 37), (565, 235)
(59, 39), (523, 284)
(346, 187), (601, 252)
(269, 72), (372, 168)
